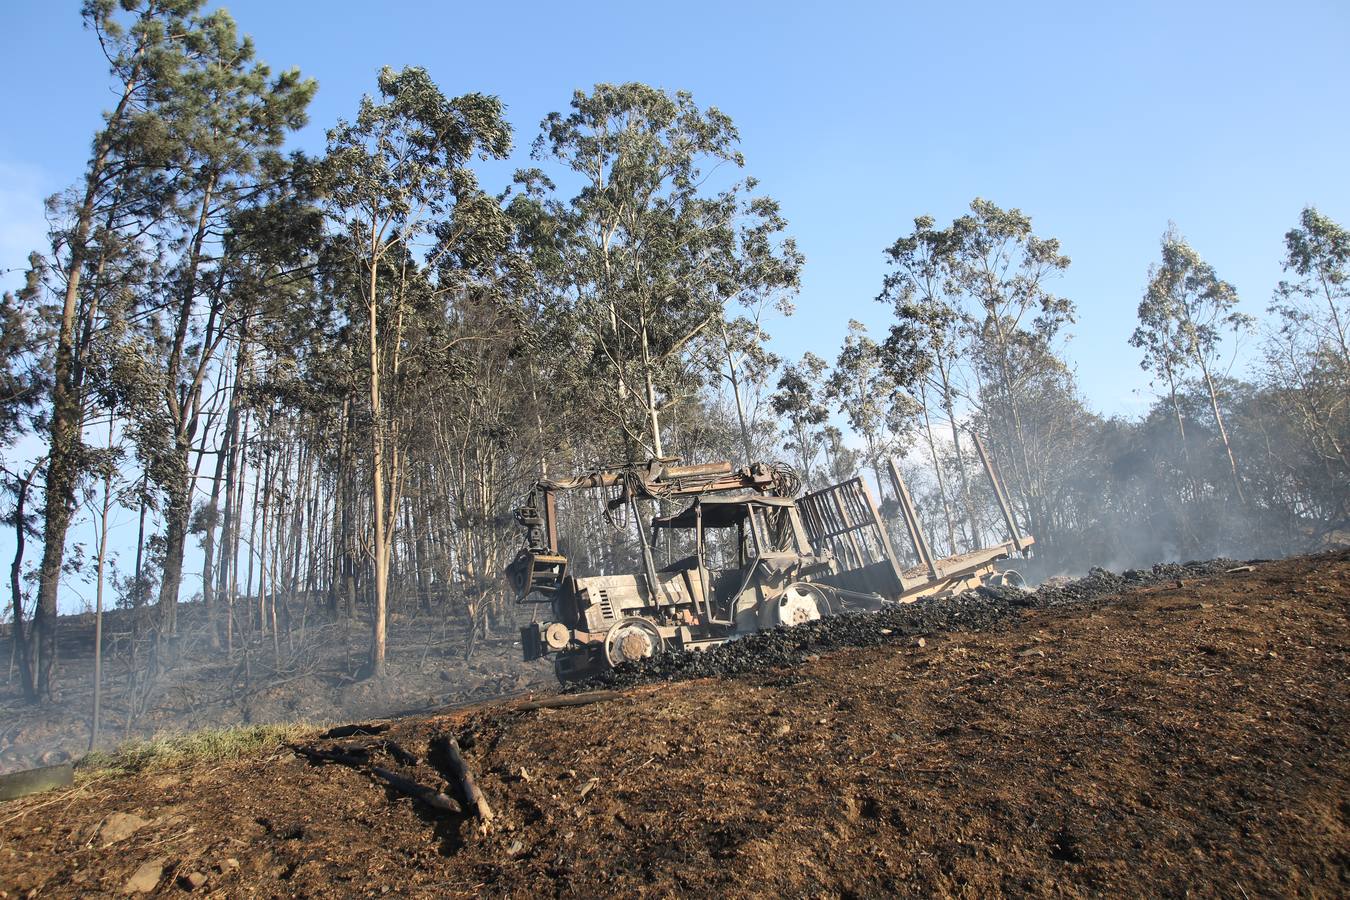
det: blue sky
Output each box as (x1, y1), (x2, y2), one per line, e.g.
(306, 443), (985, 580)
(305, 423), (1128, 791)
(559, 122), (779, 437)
(3, 0), (1348, 415)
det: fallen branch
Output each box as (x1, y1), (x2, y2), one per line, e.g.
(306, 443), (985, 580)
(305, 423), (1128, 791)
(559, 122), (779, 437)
(436, 736), (494, 825)
(370, 767), (458, 814)
(379, 740), (420, 767)
(294, 745), (458, 815)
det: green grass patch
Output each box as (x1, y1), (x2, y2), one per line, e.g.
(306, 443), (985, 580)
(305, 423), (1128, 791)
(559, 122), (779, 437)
(77, 722), (320, 778)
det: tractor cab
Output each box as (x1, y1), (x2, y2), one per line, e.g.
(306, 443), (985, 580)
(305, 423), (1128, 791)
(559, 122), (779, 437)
(650, 494), (829, 629)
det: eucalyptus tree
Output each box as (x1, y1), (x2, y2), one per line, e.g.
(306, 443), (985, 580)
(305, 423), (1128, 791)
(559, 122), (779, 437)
(828, 321), (906, 499)
(699, 194), (802, 464)
(1135, 226), (1251, 503)
(881, 301), (962, 551)
(704, 315), (780, 464)
(401, 178), (533, 651)
(819, 425), (861, 488)
(949, 199), (1073, 536)
(771, 352), (830, 488)
(1130, 252), (1197, 465)
(1274, 207), (1350, 369)
(879, 215), (982, 549)
(1269, 209), (1344, 493)
(533, 83), (800, 460)
(1262, 207), (1350, 520)
(319, 66), (511, 676)
(501, 171), (583, 474)
(201, 190), (327, 646)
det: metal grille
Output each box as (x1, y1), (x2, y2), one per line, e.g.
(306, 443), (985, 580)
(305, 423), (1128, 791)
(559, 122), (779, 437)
(596, 589), (616, 621)
(798, 478), (906, 596)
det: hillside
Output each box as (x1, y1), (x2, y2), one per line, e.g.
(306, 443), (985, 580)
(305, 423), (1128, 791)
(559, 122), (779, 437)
(1, 551), (1346, 897)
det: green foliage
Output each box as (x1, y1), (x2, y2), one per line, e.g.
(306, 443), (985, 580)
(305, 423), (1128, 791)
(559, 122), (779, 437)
(828, 321), (899, 453)
(532, 83), (800, 459)
(323, 66), (510, 245)
(1133, 225), (1251, 379)
(1272, 206), (1350, 368)
(15, 0), (1350, 703)
(0, 259), (51, 449)
(771, 352), (830, 484)
(1260, 208), (1350, 524)
(878, 215), (965, 396)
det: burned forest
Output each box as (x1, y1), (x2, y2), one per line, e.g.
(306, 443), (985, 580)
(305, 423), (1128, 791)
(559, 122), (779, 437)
(0, 1), (1347, 896)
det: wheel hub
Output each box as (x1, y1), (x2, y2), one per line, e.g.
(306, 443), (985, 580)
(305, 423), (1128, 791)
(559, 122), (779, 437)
(617, 630), (652, 662)
(603, 617), (664, 668)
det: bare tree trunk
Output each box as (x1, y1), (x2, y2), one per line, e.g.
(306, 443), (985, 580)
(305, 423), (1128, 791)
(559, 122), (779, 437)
(90, 435), (115, 751)
(225, 412), (251, 653)
(368, 255), (390, 677)
(7, 459), (42, 702)
(720, 320), (756, 465)
(412, 481), (432, 613)
(201, 394), (230, 651)
(1198, 360), (1246, 504)
(244, 444), (262, 632)
(156, 178), (218, 644)
(939, 380), (981, 549)
(216, 364), (244, 651)
(918, 392), (959, 554)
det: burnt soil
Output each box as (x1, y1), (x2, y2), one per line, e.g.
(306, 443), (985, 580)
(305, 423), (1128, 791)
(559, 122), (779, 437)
(1, 551), (1346, 897)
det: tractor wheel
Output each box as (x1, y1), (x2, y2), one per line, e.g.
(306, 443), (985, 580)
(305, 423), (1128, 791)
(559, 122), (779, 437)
(602, 617), (665, 668)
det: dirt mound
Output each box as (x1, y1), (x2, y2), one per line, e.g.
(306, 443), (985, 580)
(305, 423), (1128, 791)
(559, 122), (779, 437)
(1, 551), (1345, 897)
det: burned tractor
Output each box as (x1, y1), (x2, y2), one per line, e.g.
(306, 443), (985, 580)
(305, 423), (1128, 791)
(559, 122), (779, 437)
(507, 447), (1032, 682)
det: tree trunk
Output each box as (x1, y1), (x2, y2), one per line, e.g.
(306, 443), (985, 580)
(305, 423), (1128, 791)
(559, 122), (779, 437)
(368, 253), (389, 677)
(940, 383), (981, 549)
(1198, 360), (1246, 504)
(215, 353), (245, 650)
(918, 392), (959, 554)
(155, 177), (218, 643)
(642, 318), (663, 459)
(156, 460), (190, 643)
(413, 482), (432, 613)
(721, 321), (756, 465)
(200, 403), (229, 651)
(90, 445), (114, 751)
(33, 71), (142, 702)
(7, 460), (41, 702)
(225, 412), (251, 652)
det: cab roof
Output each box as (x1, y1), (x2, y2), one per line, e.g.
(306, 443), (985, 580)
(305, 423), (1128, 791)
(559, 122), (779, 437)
(651, 493), (796, 529)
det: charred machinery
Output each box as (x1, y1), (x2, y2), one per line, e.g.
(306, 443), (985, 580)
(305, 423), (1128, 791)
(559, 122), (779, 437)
(507, 447), (1032, 682)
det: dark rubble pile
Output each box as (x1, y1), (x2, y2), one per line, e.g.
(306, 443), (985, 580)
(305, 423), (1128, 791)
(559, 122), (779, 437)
(567, 558), (1243, 692)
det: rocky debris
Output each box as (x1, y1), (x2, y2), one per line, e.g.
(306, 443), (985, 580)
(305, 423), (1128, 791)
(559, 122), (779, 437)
(98, 813), (150, 846)
(570, 559), (1241, 692)
(179, 870), (208, 890)
(122, 858), (164, 894)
